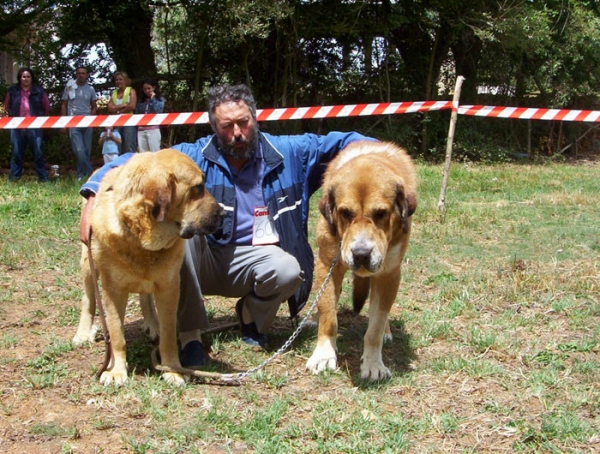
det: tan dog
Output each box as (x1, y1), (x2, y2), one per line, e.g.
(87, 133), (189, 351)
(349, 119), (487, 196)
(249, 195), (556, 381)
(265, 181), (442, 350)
(306, 141), (417, 381)
(73, 149), (222, 386)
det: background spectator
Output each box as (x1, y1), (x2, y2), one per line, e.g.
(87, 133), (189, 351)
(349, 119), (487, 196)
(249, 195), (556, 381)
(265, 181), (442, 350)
(136, 79), (165, 152)
(98, 127), (121, 163)
(60, 66), (98, 180)
(4, 67), (50, 182)
(107, 71), (137, 154)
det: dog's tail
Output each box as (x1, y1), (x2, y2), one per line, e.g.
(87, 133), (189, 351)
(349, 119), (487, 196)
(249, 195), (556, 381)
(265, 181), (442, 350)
(352, 275), (370, 314)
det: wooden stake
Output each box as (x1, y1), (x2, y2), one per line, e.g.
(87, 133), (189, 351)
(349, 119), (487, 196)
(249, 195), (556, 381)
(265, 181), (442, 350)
(438, 76), (465, 211)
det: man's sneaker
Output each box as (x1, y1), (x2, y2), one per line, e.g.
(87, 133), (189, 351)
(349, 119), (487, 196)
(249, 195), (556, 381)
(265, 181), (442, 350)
(179, 340), (206, 369)
(236, 299), (268, 349)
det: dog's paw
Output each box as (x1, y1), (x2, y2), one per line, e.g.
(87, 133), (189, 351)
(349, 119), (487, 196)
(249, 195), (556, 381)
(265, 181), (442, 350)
(99, 369), (129, 386)
(306, 343), (337, 374)
(360, 355), (392, 381)
(140, 320), (159, 341)
(72, 325), (99, 346)
(302, 312), (319, 330)
(303, 319), (318, 330)
(383, 332), (393, 344)
(162, 372), (188, 387)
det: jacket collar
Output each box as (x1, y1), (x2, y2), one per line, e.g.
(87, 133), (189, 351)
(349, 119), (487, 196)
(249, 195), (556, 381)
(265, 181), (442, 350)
(202, 131), (284, 172)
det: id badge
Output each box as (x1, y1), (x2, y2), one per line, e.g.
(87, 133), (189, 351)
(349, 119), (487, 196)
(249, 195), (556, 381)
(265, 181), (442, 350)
(252, 206), (279, 245)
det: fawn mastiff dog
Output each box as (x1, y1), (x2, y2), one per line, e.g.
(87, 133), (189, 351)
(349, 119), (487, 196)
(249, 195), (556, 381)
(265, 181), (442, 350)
(73, 149), (223, 386)
(306, 141), (417, 381)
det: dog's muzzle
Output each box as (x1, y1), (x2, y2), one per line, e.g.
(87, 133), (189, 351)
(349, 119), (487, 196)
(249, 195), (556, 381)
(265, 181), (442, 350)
(180, 208), (224, 239)
(351, 242), (373, 269)
(345, 236), (383, 275)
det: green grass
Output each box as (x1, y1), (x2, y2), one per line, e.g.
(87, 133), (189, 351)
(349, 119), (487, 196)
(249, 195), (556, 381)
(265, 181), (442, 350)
(0, 161), (599, 453)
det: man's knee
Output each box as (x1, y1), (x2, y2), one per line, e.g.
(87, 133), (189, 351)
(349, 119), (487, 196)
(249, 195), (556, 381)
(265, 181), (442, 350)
(277, 253), (303, 287)
(257, 252), (304, 298)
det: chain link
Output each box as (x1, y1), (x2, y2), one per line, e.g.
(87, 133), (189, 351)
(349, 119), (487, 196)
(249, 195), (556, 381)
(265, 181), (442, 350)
(221, 247), (341, 384)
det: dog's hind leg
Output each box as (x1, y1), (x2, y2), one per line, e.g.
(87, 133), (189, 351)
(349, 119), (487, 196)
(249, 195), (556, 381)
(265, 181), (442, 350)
(383, 319), (393, 344)
(73, 247), (99, 345)
(353, 275), (392, 343)
(139, 294), (159, 341)
(352, 275), (370, 314)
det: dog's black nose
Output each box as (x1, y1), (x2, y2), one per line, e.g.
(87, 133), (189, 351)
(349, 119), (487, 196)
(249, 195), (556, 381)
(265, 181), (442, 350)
(352, 243), (373, 268)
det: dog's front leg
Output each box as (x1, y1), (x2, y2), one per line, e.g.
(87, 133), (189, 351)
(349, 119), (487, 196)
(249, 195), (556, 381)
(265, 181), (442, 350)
(98, 285), (130, 386)
(154, 286), (187, 386)
(306, 260), (345, 374)
(360, 272), (400, 381)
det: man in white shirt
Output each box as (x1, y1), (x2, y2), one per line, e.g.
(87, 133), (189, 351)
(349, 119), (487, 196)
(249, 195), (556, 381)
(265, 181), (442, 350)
(61, 67), (98, 180)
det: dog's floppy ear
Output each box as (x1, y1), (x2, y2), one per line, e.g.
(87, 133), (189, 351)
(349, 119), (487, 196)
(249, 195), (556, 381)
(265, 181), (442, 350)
(117, 194), (149, 239)
(395, 182), (417, 234)
(318, 186), (337, 237)
(144, 175), (175, 222)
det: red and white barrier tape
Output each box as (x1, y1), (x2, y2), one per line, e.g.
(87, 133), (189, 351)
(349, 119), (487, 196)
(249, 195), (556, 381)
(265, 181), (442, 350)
(255, 100), (454, 121)
(0, 101), (453, 129)
(458, 105), (600, 122)
(3, 101), (600, 129)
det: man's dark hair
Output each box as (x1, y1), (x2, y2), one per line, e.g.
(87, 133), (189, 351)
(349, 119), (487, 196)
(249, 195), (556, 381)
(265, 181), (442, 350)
(207, 84), (257, 127)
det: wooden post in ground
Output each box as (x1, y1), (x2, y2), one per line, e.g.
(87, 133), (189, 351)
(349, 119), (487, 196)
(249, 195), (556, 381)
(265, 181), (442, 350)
(438, 75), (465, 211)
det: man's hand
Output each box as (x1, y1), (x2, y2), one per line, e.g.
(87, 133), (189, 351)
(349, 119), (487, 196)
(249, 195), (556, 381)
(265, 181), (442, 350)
(80, 195), (95, 245)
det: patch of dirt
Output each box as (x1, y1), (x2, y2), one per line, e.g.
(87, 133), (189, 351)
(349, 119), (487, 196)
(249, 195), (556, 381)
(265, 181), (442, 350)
(1, 258), (599, 453)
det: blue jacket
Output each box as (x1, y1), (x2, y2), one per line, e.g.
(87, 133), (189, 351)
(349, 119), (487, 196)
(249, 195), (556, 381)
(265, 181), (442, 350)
(135, 96), (165, 115)
(81, 130), (376, 317)
(7, 84), (47, 117)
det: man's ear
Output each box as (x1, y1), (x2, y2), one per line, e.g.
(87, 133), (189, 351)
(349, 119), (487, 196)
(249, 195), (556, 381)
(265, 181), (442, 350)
(318, 186), (337, 237)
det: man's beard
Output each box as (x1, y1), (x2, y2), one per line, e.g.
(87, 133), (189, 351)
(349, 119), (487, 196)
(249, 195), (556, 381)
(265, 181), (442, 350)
(218, 124), (258, 161)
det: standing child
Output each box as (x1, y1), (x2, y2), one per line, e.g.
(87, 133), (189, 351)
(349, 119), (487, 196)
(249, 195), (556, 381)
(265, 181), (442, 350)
(99, 127), (121, 163)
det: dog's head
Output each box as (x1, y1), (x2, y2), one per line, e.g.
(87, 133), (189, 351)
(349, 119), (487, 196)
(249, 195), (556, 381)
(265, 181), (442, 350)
(112, 149), (223, 250)
(318, 142), (417, 276)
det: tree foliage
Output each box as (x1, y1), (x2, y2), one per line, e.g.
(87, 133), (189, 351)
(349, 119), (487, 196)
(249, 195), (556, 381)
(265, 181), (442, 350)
(2, 0), (600, 158)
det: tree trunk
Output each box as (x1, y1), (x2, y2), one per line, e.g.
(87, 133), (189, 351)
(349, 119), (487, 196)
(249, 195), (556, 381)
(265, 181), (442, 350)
(450, 28), (482, 104)
(103, 4), (157, 81)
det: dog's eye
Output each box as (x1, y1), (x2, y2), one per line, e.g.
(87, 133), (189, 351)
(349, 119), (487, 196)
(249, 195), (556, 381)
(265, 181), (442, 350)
(195, 184), (205, 194)
(339, 207), (354, 221)
(372, 209), (388, 221)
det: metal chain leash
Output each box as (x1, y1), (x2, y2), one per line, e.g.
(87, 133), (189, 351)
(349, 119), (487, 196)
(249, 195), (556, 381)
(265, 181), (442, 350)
(220, 248), (341, 384)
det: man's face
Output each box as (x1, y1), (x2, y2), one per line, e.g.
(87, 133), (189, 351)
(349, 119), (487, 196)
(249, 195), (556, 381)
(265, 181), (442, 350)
(76, 69), (88, 85)
(213, 101), (258, 161)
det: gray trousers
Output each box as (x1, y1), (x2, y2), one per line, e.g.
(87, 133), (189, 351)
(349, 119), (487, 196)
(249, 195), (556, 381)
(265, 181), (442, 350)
(178, 236), (305, 333)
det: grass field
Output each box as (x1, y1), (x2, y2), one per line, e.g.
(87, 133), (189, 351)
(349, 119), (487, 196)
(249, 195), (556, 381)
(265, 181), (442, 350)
(0, 160), (598, 453)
